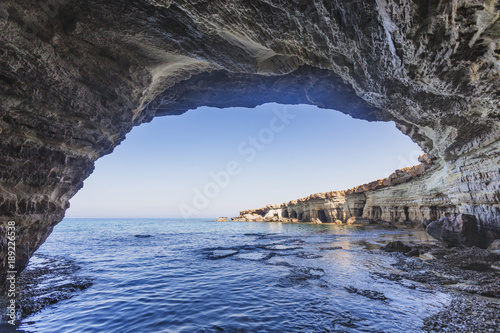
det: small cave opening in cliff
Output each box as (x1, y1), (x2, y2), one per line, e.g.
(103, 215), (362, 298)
(66, 103), (423, 219)
(317, 210), (328, 223)
(404, 207), (410, 222)
(372, 206), (382, 221)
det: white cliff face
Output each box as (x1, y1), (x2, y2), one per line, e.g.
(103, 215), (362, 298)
(236, 159), (499, 247)
(237, 162), (433, 224)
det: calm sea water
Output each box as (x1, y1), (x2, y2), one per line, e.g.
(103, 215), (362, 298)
(14, 218), (450, 332)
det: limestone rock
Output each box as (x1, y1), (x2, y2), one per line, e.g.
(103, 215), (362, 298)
(235, 162), (431, 225)
(346, 217), (371, 226)
(0, 0), (499, 288)
(215, 217), (228, 222)
(381, 241), (412, 254)
(445, 247), (500, 272)
(488, 239), (500, 251)
(426, 214), (488, 248)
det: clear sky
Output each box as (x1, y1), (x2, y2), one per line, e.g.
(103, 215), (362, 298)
(65, 103), (423, 219)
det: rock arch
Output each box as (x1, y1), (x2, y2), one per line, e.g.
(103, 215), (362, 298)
(0, 0), (499, 286)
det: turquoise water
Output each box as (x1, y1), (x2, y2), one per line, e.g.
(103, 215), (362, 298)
(15, 218), (449, 332)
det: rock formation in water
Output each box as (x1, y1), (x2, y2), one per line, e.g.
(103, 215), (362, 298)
(0, 0), (499, 285)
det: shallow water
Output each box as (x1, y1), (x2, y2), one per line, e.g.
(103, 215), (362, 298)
(15, 218), (450, 332)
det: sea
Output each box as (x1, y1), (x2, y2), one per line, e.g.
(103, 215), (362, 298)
(10, 218), (451, 332)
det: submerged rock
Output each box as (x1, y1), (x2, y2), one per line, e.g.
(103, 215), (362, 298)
(278, 267), (325, 287)
(487, 239), (500, 252)
(203, 247), (240, 260)
(319, 246), (342, 251)
(295, 252), (322, 259)
(381, 241), (412, 254)
(1, 254), (92, 324)
(344, 286), (388, 301)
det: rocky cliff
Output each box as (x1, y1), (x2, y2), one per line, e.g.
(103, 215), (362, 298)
(0, 0), (499, 286)
(235, 157), (436, 224)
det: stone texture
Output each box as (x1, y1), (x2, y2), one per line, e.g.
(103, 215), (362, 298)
(381, 241), (412, 253)
(488, 239), (500, 251)
(235, 162), (432, 224)
(426, 213), (490, 248)
(0, 0), (499, 286)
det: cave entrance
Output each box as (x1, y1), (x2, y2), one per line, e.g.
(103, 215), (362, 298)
(65, 103), (423, 219)
(290, 211), (298, 219)
(404, 206), (410, 222)
(372, 206), (382, 220)
(429, 206), (439, 221)
(282, 210), (289, 218)
(317, 210), (327, 223)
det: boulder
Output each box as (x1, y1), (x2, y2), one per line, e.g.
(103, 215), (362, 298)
(381, 241), (412, 253)
(426, 213), (487, 248)
(487, 239), (500, 252)
(346, 217), (371, 226)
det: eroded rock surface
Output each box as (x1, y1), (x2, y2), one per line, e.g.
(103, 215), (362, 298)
(426, 213), (489, 248)
(235, 161), (434, 225)
(0, 0), (499, 286)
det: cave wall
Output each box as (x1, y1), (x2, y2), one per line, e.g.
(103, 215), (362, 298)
(0, 0), (499, 285)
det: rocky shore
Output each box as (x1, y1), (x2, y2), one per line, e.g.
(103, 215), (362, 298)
(0, 254), (92, 326)
(228, 200), (500, 331)
(230, 151), (499, 249)
(379, 241), (500, 332)
(0, 2), (499, 330)
(1, 227), (499, 332)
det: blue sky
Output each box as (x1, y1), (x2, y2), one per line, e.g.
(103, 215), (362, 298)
(65, 103), (423, 218)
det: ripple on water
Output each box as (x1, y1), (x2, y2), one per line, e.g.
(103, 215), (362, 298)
(16, 219), (452, 333)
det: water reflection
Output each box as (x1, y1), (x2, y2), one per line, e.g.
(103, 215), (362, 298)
(18, 219), (448, 333)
